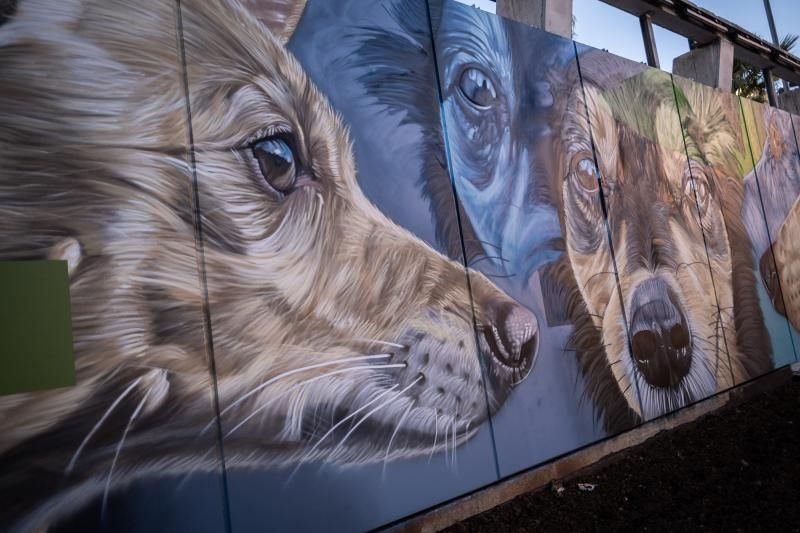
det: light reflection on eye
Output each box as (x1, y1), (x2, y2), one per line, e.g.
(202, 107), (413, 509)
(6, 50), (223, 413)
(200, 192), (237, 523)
(572, 155), (599, 193)
(458, 67), (497, 109)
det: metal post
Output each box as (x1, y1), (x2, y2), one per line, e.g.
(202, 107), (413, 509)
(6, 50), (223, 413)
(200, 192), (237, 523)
(639, 13), (660, 69)
(762, 0), (787, 94)
(763, 0), (780, 47)
(764, 68), (778, 107)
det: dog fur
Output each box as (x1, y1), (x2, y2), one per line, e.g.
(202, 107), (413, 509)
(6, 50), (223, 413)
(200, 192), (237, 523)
(547, 52), (772, 425)
(0, 0), (538, 528)
(355, 0), (566, 289)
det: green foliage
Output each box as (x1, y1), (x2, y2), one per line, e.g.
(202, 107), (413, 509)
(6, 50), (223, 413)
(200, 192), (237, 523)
(733, 34), (798, 102)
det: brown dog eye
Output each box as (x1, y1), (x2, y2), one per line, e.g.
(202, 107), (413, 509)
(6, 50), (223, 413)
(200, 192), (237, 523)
(684, 175), (710, 215)
(572, 155), (599, 192)
(252, 138), (297, 193)
(458, 67), (497, 108)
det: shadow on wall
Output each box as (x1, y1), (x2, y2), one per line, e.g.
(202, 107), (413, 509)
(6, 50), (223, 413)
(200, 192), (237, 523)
(0, 0), (797, 531)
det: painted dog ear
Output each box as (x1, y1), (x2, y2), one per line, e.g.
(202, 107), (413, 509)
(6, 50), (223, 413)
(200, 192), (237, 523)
(238, 0), (307, 43)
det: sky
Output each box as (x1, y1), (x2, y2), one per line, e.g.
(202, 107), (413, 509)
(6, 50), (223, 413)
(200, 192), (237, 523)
(455, 0), (800, 74)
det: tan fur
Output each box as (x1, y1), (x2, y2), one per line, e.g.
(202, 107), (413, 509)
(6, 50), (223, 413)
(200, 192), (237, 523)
(772, 192), (800, 331)
(0, 0), (534, 528)
(549, 53), (770, 422)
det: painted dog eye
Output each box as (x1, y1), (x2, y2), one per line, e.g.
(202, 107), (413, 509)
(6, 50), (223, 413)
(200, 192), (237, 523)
(684, 174), (711, 215)
(571, 155), (599, 193)
(458, 67), (497, 108)
(252, 137), (297, 193)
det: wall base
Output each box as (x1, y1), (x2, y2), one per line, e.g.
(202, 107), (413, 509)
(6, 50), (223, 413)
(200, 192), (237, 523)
(388, 366), (792, 532)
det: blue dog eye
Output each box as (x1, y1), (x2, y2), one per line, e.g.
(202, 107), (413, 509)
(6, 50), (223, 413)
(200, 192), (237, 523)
(458, 67), (497, 108)
(252, 138), (297, 193)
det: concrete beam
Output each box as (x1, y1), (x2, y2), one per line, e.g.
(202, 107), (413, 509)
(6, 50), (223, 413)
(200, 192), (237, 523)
(672, 37), (734, 92)
(497, 0), (573, 39)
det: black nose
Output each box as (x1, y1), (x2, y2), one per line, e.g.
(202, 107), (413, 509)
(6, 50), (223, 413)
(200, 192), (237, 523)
(482, 300), (538, 384)
(629, 278), (692, 388)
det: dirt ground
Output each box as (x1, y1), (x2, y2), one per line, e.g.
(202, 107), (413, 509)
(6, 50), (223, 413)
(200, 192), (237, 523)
(447, 376), (800, 532)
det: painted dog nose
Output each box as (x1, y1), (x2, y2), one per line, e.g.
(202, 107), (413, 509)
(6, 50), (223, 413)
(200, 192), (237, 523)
(482, 300), (538, 384)
(629, 278), (692, 388)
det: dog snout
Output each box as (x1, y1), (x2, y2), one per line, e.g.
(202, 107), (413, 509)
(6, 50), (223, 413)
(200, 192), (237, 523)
(481, 299), (538, 384)
(629, 278), (692, 388)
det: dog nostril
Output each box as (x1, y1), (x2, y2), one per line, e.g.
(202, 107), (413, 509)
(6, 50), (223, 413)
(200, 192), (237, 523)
(632, 330), (658, 364)
(632, 323), (692, 388)
(670, 324), (690, 350)
(482, 300), (538, 384)
(630, 277), (692, 388)
(630, 279), (693, 389)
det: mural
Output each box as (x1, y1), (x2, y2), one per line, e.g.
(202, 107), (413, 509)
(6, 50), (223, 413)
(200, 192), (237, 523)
(0, 0), (531, 530)
(571, 50), (755, 422)
(737, 99), (800, 362)
(185, 1), (534, 530)
(0, 0), (229, 530)
(0, 0), (798, 531)
(427, 2), (631, 480)
(673, 77), (797, 372)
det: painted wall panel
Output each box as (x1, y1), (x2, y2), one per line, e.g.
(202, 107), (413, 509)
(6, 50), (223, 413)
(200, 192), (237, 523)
(672, 76), (789, 379)
(0, 0), (229, 530)
(737, 99), (800, 365)
(183, 1), (517, 530)
(430, 0), (634, 479)
(1, 0), (799, 531)
(574, 47), (743, 422)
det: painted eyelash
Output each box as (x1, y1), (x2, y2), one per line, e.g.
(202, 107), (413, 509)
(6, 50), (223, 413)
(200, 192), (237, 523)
(239, 126), (293, 150)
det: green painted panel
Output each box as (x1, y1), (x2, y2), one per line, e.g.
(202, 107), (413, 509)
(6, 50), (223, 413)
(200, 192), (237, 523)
(0, 261), (75, 395)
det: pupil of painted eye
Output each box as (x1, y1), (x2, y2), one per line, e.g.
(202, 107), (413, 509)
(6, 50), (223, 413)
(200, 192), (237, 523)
(253, 138), (297, 193)
(458, 67), (497, 108)
(575, 158), (598, 191)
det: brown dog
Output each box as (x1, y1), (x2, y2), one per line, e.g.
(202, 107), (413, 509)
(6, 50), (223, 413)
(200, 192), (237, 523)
(0, 0), (538, 528)
(546, 52), (771, 427)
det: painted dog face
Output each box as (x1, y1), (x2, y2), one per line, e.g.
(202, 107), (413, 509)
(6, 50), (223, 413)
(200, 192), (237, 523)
(559, 62), (736, 419)
(356, 1), (569, 291)
(435, 3), (567, 285)
(0, 0), (538, 527)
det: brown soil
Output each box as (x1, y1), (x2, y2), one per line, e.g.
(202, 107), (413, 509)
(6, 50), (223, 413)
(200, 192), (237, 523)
(447, 376), (800, 532)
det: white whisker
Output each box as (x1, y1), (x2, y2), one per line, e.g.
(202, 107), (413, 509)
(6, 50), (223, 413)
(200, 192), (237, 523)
(199, 356), (395, 437)
(453, 411), (458, 470)
(66, 376), (143, 475)
(298, 384), (400, 465)
(427, 414), (439, 463)
(224, 363), (405, 439)
(352, 338), (407, 349)
(382, 401), (414, 478)
(331, 375), (423, 458)
(101, 388), (150, 520)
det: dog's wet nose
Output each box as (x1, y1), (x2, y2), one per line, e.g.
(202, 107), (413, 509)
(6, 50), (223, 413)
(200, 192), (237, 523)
(629, 278), (692, 388)
(483, 300), (538, 384)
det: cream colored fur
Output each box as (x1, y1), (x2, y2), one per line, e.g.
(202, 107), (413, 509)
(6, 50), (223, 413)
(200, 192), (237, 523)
(0, 0), (529, 528)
